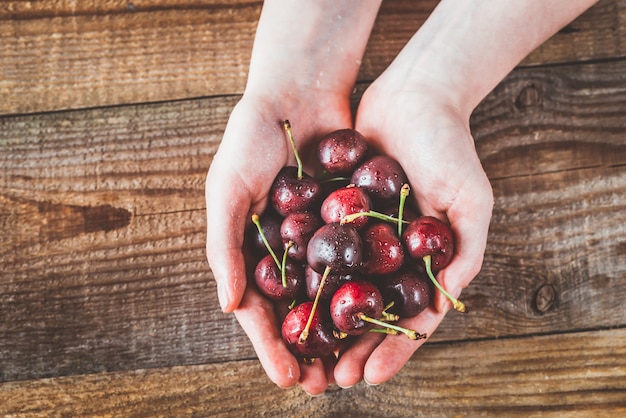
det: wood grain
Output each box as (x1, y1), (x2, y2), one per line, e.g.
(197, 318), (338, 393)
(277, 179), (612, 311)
(1, 0), (624, 413)
(1, 0), (625, 115)
(1, 328), (624, 417)
(1, 58), (624, 383)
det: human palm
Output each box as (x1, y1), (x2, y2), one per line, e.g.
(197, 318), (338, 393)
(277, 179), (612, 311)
(332, 84), (494, 387)
(205, 91), (353, 394)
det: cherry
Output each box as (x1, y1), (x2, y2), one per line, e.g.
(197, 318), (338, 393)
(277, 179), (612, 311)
(246, 210), (284, 257)
(306, 222), (363, 274)
(351, 155), (408, 206)
(320, 185), (371, 229)
(280, 211), (323, 262)
(254, 254), (304, 301)
(330, 280), (384, 335)
(403, 216), (466, 313)
(360, 222), (405, 276)
(270, 167), (322, 217)
(317, 128), (369, 175)
(403, 216), (454, 270)
(305, 265), (354, 301)
(330, 280), (426, 339)
(270, 121), (322, 217)
(282, 301), (340, 360)
(379, 270), (433, 318)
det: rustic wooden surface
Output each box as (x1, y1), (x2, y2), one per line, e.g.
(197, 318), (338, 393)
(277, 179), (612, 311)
(1, 0), (625, 416)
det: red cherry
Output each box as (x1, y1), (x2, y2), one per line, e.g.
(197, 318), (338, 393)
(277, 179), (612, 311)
(403, 216), (454, 270)
(329, 281), (383, 335)
(360, 222), (405, 276)
(317, 128), (369, 175)
(320, 185), (371, 229)
(282, 301), (340, 359)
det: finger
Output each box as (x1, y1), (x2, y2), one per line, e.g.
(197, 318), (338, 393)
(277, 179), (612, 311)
(333, 332), (385, 388)
(205, 157), (251, 312)
(234, 287), (301, 388)
(435, 176), (493, 312)
(363, 307), (445, 385)
(298, 358), (331, 396)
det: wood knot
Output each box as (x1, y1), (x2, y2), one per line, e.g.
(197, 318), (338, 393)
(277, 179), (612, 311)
(515, 85), (542, 108)
(534, 284), (557, 313)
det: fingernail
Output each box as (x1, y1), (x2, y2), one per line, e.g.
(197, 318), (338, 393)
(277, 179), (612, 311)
(217, 282), (230, 312)
(337, 383), (354, 389)
(364, 377), (379, 387)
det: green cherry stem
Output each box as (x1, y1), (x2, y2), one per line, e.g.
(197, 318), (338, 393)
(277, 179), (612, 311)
(381, 301), (399, 322)
(369, 328), (399, 336)
(397, 183), (410, 236)
(423, 255), (467, 313)
(283, 120), (303, 180)
(251, 213), (281, 270)
(340, 210), (410, 226)
(320, 176), (350, 184)
(299, 265), (332, 344)
(358, 313), (427, 340)
(281, 241), (293, 288)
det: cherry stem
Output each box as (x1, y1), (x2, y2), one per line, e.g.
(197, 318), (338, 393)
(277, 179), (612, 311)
(381, 301), (399, 322)
(251, 213), (281, 269)
(281, 241), (293, 288)
(423, 255), (467, 313)
(369, 328), (399, 336)
(283, 120), (303, 180)
(333, 329), (349, 340)
(340, 210), (410, 226)
(320, 176), (350, 184)
(299, 265), (332, 344)
(397, 183), (410, 236)
(358, 313), (427, 340)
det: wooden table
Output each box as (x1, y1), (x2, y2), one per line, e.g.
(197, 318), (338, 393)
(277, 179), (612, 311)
(1, 1), (625, 416)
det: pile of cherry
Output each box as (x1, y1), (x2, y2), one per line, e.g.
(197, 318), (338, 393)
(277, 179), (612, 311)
(246, 120), (466, 362)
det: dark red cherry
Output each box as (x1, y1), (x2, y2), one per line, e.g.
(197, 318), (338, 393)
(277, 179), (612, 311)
(280, 211), (323, 262)
(360, 222), (405, 276)
(379, 270), (433, 318)
(320, 185), (371, 229)
(254, 255), (304, 301)
(351, 156), (408, 206)
(305, 265), (354, 301)
(317, 128), (369, 175)
(330, 280), (383, 335)
(270, 167), (322, 217)
(306, 223), (363, 274)
(246, 210), (284, 258)
(402, 216), (454, 271)
(282, 301), (340, 359)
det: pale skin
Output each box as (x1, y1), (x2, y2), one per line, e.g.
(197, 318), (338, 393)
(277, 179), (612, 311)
(206, 0), (598, 395)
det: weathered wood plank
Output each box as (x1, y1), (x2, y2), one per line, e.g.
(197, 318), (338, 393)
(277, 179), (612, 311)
(1, 328), (624, 417)
(1, 59), (624, 382)
(0, 98), (248, 382)
(1, 0), (624, 115)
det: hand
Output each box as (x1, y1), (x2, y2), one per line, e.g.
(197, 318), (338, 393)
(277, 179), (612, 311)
(333, 78), (494, 387)
(205, 89), (353, 395)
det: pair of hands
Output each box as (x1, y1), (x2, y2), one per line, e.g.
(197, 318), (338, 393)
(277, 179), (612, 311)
(205, 73), (494, 395)
(204, 0), (597, 396)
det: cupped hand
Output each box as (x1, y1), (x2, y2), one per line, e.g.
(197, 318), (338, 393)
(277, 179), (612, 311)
(333, 80), (494, 387)
(205, 90), (352, 394)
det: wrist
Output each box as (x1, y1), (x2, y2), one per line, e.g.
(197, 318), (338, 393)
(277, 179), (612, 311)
(245, 0), (382, 99)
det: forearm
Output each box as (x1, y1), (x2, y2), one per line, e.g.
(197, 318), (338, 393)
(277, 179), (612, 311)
(384, 0), (598, 115)
(246, 0), (382, 98)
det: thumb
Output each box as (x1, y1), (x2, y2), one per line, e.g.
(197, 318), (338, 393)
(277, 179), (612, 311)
(205, 158), (252, 313)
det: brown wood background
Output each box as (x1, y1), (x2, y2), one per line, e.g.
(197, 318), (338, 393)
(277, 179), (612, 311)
(1, 0), (625, 416)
